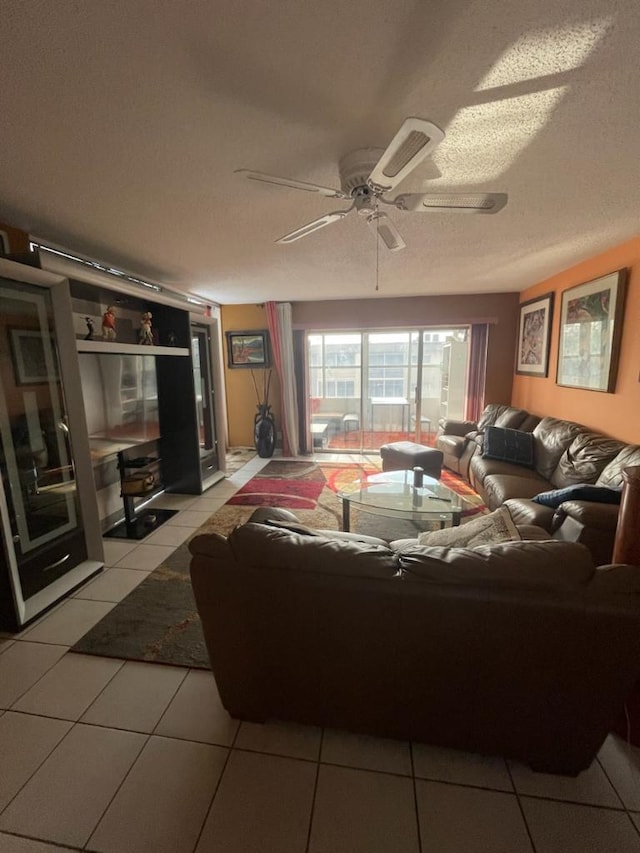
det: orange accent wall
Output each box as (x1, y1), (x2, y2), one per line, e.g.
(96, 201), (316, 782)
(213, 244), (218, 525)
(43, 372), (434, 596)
(512, 236), (640, 444)
(221, 304), (282, 447)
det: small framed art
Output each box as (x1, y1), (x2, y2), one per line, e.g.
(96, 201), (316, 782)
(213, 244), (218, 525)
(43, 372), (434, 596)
(226, 329), (271, 369)
(516, 293), (554, 377)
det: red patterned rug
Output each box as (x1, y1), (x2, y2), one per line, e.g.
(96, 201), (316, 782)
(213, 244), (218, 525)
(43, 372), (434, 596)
(226, 458), (485, 516)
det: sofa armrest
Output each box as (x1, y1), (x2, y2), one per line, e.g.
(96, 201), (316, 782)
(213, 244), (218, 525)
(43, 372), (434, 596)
(553, 500), (619, 531)
(439, 419), (477, 437)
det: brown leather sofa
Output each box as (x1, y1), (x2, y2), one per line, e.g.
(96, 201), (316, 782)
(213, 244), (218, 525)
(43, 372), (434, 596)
(189, 510), (640, 775)
(436, 405), (640, 565)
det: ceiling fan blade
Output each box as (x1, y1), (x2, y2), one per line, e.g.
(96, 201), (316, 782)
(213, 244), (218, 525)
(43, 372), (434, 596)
(367, 212), (406, 253)
(393, 192), (508, 214)
(235, 169), (347, 199)
(276, 210), (351, 244)
(367, 118), (445, 194)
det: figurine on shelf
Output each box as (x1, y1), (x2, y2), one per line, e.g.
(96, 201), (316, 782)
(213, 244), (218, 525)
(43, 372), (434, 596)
(102, 305), (116, 341)
(84, 317), (95, 340)
(139, 311), (154, 345)
(167, 331), (177, 347)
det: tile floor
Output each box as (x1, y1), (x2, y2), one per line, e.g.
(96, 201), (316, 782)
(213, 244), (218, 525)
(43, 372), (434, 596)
(2, 453), (640, 852)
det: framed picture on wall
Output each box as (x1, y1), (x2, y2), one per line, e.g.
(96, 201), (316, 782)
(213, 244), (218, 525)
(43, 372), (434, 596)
(556, 269), (627, 393)
(226, 329), (271, 369)
(8, 328), (57, 385)
(515, 293), (554, 377)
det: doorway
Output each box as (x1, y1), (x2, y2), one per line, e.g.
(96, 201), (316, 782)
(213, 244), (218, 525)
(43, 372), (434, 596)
(307, 328), (469, 453)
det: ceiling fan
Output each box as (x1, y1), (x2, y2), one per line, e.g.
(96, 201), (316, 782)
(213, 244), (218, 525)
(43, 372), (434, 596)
(236, 117), (507, 253)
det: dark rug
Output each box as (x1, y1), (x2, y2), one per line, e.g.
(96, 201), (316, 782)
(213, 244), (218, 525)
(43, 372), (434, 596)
(71, 460), (485, 669)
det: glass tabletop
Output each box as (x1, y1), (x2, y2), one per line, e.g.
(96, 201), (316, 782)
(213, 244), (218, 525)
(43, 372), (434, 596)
(337, 469), (468, 520)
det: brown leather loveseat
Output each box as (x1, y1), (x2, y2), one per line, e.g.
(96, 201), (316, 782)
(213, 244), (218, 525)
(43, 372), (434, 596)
(189, 511), (640, 776)
(436, 404), (640, 565)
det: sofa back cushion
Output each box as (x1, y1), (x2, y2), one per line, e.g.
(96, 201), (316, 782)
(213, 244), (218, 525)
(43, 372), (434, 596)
(532, 417), (583, 481)
(228, 522), (400, 579)
(477, 404), (528, 431)
(399, 540), (594, 589)
(550, 432), (626, 488)
(597, 445), (640, 487)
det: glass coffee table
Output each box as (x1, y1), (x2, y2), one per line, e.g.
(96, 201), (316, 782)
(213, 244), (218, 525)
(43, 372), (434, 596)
(337, 469), (472, 533)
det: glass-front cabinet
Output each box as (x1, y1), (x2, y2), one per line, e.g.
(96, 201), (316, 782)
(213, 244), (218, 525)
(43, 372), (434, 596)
(0, 271), (101, 630)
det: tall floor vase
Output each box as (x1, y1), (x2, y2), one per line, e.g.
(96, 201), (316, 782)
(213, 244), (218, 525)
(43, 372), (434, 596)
(254, 403), (276, 458)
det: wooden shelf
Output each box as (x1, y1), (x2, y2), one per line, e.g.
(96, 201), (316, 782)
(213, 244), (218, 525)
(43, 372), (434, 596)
(76, 340), (189, 356)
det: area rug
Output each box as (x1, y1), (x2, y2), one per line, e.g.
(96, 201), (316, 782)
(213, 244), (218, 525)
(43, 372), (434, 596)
(71, 460), (486, 669)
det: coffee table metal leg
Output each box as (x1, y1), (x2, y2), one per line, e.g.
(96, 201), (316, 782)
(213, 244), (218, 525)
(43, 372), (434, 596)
(342, 499), (350, 532)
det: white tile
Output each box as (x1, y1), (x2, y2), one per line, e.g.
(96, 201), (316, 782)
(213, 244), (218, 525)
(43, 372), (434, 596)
(155, 669), (239, 745)
(521, 796), (640, 853)
(0, 711), (72, 812)
(0, 833), (77, 852)
(88, 735), (227, 853)
(19, 599), (115, 647)
(509, 756), (621, 807)
(0, 642), (67, 708)
(188, 498), (227, 514)
(12, 654), (123, 720)
(149, 493), (199, 510)
(73, 567), (150, 602)
(309, 764), (419, 853)
(166, 510), (216, 528)
(114, 543), (175, 570)
(196, 750), (315, 853)
(0, 638), (14, 655)
(415, 780), (533, 853)
(102, 538), (137, 566)
(81, 660), (187, 732)
(235, 719), (321, 761)
(598, 733), (640, 810)
(0, 723), (146, 848)
(412, 743), (513, 791)
(137, 524), (192, 547)
(322, 728), (412, 775)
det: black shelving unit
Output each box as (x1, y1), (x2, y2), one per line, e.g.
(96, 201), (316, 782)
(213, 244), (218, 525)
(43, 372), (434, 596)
(105, 440), (177, 540)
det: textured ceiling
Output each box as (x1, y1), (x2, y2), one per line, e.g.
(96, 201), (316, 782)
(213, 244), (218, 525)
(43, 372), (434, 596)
(1, 0), (639, 304)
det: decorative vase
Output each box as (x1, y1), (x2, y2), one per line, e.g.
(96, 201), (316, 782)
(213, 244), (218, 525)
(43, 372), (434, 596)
(254, 403), (275, 458)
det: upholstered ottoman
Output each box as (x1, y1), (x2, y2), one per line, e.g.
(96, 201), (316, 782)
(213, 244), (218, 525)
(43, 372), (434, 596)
(380, 441), (444, 478)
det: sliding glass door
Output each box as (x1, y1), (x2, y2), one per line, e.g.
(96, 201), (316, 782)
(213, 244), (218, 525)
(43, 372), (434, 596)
(307, 328), (469, 454)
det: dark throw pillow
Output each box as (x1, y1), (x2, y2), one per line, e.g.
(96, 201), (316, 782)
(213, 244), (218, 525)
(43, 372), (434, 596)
(532, 484), (623, 508)
(482, 426), (535, 468)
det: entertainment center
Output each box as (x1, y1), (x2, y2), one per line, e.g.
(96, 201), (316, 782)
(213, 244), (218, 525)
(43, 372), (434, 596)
(0, 251), (225, 629)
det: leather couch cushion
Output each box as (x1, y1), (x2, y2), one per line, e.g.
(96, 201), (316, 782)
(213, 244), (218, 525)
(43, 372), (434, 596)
(554, 500), (620, 530)
(399, 540), (594, 589)
(483, 473), (551, 507)
(532, 417), (583, 481)
(597, 445), (640, 487)
(471, 455), (545, 487)
(550, 432), (625, 488)
(436, 434), (467, 458)
(503, 498), (556, 531)
(228, 522), (399, 579)
(477, 404), (528, 431)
